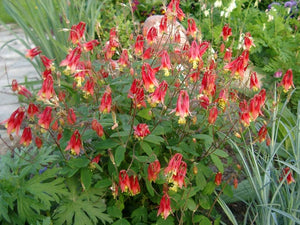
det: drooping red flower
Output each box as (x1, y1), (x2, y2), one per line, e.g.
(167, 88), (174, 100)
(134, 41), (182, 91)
(279, 69), (294, 93)
(91, 154), (101, 164)
(11, 79), (32, 98)
(159, 15), (168, 33)
(65, 129), (82, 155)
(118, 49), (130, 70)
(239, 100), (250, 127)
(215, 172), (222, 186)
(281, 167), (295, 185)
(129, 176), (140, 196)
(157, 193), (172, 220)
(40, 55), (54, 70)
(199, 70), (216, 98)
(25, 47), (42, 60)
(148, 160), (161, 182)
(35, 136), (43, 149)
(142, 47), (154, 60)
(164, 153), (183, 176)
(249, 94), (261, 122)
(224, 48), (232, 62)
(222, 24), (232, 41)
(134, 123), (150, 139)
(67, 108), (77, 125)
(119, 170), (130, 193)
(134, 35), (144, 56)
(208, 106), (218, 125)
(244, 32), (255, 50)
(69, 21), (86, 44)
(4, 107), (25, 136)
(258, 124), (268, 143)
(20, 127), (32, 147)
(187, 18), (197, 39)
(60, 46), (82, 73)
(27, 103), (39, 119)
(37, 74), (56, 100)
(82, 79), (95, 97)
(216, 89), (228, 111)
(174, 90), (190, 124)
(149, 80), (168, 107)
(142, 63), (158, 93)
(38, 106), (53, 131)
(99, 87), (112, 114)
(224, 50), (249, 80)
(128, 79), (146, 108)
(172, 161), (187, 189)
(83, 39), (100, 52)
(91, 119), (104, 137)
(109, 27), (119, 50)
(160, 50), (171, 76)
(250, 72), (260, 91)
(166, 0), (185, 21)
(146, 26), (158, 45)
(199, 95), (210, 109)
(189, 40), (199, 69)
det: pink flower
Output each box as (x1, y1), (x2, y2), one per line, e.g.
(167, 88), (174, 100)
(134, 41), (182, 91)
(187, 18), (197, 39)
(25, 47), (42, 60)
(157, 193), (172, 220)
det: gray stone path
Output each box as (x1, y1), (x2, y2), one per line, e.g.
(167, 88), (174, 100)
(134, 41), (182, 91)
(0, 24), (39, 154)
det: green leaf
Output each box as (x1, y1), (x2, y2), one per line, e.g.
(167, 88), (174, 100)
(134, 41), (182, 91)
(210, 154), (224, 173)
(223, 184), (233, 198)
(199, 194), (211, 210)
(110, 131), (130, 138)
(112, 218), (131, 225)
(196, 171), (207, 190)
(95, 140), (120, 150)
(81, 168), (93, 191)
(145, 180), (154, 196)
(68, 157), (90, 169)
(95, 179), (112, 189)
(213, 149), (229, 158)
(140, 141), (153, 156)
(198, 215), (212, 225)
(144, 135), (164, 145)
(131, 207), (148, 223)
(156, 216), (175, 224)
(108, 206), (122, 219)
(186, 199), (197, 211)
(137, 108), (152, 120)
(115, 146), (126, 166)
(203, 181), (216, 195)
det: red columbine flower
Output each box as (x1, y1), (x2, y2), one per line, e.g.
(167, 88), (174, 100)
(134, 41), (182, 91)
(199, 95), (210, 109)
(222, 24), (232, 42)
(91, 154), (101, 164)
(216, 89), (228, 111)
(91, 119), (104, 137)
(208, 106), (218, 125)
(224, 50), (249, 80)
(37, 74), (55, 100)
(109, 27), (119, 50)
(258, 124), (268, 143)
(4, 107), (25, 136)
(249, 95), (261, 122)
(244, 32), (255, 50)
(65, 129), (82, 155)
(99, 87), (112, 114)
(159, 15), (168, 33)
(69, 21), (86, 44)
(279, 69), (294, 93)
(38, 106), (52, 131)
(20, 127), (32, 147)
(129, 176), (140, 196)
(83, 39), (99, 52)
(67, 108), (76, 125)
(35, 136), (43, 148)
(148, 160), (161, 182)
(134, 35), (144, 56)
(215, 172), (222, 186)
(118, 49), (130, 70)
(142, 47), (154, 60)
(60, 46), (82, 74)
(27, 103), (39, 119)
(25, 47), (42, 60)
(134, 123), (150, 139)
(157, 193), (172, 220)
(119, 170), (130, 193)
(160, 50), (171, 76)
(149, 80), (168, 107)
(128, 79), (146, 108)
(281, 167), (295, 185)
(187, 18), (197, 39)
(199, 70), (216, 98)
(146, 26), (158, 45)
(82, 79), (95, 97)
(173, 90), (190, 124)
(11, 79), (32, 98)
(165, 153), (183, 177)
(224, 48), (232, 62)
(40, 55), (54, 70)
(250, 72), (260, 91)
(172, 161), (187, 189)
(189, 40), (199, 69)
(142, 63), (158, 92)
(239, 100), (250, 127)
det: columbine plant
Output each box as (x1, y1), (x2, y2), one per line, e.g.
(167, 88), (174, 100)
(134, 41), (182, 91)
(1, 0), (296, 224)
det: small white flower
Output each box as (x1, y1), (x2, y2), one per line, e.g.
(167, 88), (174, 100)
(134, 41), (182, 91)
(201, 4), (207, 11)
(204, 10), (210, 17)
(214, 0), (222, 8)
(263, 23), (266, 31)
(220, 10), (225, 17)
(227, 0), (237, 12)
(268, 14), (274, 22)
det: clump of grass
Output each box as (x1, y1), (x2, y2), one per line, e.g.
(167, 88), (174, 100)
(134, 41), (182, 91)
(0, 0), (14, 23)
